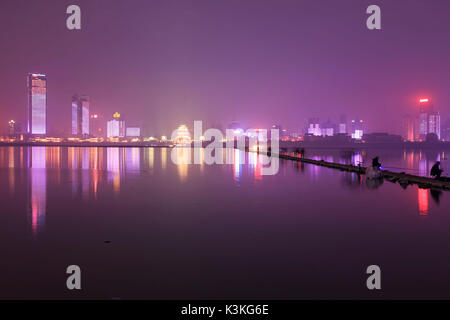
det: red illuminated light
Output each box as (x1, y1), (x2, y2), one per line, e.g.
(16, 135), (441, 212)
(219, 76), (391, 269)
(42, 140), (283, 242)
(419, 98), (429, 103)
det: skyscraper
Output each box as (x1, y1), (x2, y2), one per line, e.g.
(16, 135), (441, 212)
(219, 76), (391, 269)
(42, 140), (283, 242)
(419, 98), (432, 140)
(418, 98), (441, 140)
(107, 112), (125, 138)
(351, 119), (364, 140)
(307, 118), (321, 136)
(428, 112), (441, 140)
(72, 95), (90, 137)
(27, 73), (47, 135)
(90, 113), (104, 137)
(442, 118), (450, 141)
(321, 119), (335, 136)
(339, 115), (347, 134)
(402, 114), (415, 141)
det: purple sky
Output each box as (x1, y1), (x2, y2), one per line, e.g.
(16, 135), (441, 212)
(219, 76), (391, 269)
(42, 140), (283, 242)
(0, 0), (449, 136)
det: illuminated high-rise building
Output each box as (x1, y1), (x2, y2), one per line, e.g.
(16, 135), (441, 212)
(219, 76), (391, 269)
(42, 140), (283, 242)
(428, 112), (441, 140)
(321, 119), (335, 136)
(402, 114), (415, 141)
(27, 73), (47, 135)
(351, 119), (364, 140)
(71, 95), (90, 137)
(339, 115), (347, 134)
(90, 113), (104, 137)
(442, 118), (450, 141)
(418, 98), (432, 140)
(307, 118), (321, 136)
(107, 112), (125, 138)
(8, 120), (17, 136)
(418, 98), (440, 140)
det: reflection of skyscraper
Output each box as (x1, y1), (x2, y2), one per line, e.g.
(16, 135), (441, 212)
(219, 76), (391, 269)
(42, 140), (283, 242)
(27, 74), (47, 135)
(126, 148), (141, 172)
(28, 146), (47, 236)
(107, 148), (122, 194)
(72, 95), (90, 137)
(418, 188), (429, 216)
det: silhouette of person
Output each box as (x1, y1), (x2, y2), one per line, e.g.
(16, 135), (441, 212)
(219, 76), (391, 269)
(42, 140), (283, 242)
(430, 161), (443, 179)
(372, 157), (381, 170)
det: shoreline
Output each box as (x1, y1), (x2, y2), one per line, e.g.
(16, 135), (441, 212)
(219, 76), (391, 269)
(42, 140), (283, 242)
(0, 141), (449, 150)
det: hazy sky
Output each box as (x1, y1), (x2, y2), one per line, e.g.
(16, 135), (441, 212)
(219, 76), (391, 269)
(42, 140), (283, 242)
(0, 0), (449, 136)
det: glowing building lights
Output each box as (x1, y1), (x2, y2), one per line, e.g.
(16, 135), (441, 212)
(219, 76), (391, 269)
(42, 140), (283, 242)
(107, 113), (125, 138)
(418, 98), (440, 140)
(72, 95), (90, 137)
(173, 125), (191, 144)
(27, 73), (47, 135)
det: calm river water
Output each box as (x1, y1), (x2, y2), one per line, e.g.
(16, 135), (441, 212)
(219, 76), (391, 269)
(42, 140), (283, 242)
(0, 146), (449, 299)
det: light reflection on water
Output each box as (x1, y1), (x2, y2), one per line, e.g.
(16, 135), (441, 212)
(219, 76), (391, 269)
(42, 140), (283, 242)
(1, 146), (446, 236)
(2, 147), (268, 237)
(0, 146), (449, 298)
(299, 148), (448, 177)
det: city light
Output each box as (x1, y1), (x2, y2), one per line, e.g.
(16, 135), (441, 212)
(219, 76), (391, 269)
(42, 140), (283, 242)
(173, 125), (191, 145)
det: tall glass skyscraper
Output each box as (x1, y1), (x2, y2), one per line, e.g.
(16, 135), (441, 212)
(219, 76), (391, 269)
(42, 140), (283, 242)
(72, 95), (90, 137)
(418, 98), (441, 140)
(27, 73), (47, 135)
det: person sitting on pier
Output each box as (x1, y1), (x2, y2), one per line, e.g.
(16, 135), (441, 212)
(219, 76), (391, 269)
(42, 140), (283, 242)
(367, 156), (382, 179)
(430, 161), (443, 179)
(372, 157), (382, 170)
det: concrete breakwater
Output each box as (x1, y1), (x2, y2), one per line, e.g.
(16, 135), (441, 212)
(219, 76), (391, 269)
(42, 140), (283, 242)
(262, 151), (450, 191)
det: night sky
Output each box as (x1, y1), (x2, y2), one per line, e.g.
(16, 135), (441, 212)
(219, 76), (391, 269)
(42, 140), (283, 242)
(0, 0), (449, 136)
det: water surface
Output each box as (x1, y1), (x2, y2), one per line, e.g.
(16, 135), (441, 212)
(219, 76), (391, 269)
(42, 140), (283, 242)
(0, 146), (449, 299)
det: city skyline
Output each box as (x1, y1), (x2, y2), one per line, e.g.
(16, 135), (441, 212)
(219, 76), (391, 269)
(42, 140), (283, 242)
(0, 1), (449, 136)
(2, 72), (448, 142)
(1, 0), (450, 304)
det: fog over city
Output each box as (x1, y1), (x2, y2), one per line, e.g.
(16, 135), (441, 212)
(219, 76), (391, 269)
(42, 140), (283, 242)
(0, 0), (449, 137)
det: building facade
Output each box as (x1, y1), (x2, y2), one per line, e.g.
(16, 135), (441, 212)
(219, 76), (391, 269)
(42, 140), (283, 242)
(402, 114), (415, 141)
(27, 73), (47, 135)
(71, 95), (90, 137)
(107, 112), (125, 138)
(418, 98), (441, 140)
(126, 127), (141, 137)
(351, 119), (364, 140)
(339, 115), (347, 134)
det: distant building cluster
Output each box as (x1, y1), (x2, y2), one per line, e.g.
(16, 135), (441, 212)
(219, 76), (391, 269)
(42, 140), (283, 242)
(2, 74), (449, 144)
(306, 115), (364, 140)
(15, 73), (142, 141)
